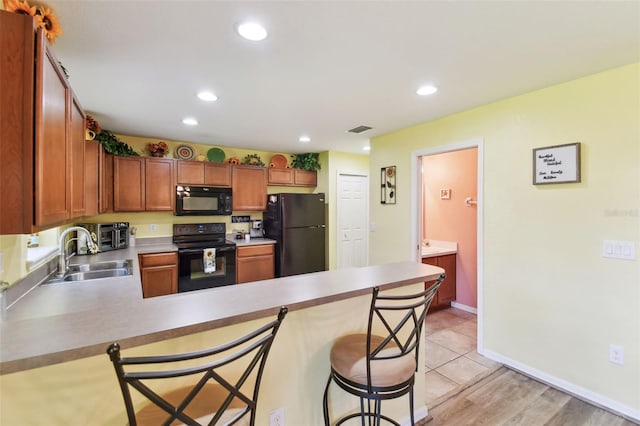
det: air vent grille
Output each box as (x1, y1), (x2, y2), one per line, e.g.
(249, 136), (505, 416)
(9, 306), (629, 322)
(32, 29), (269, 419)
(348, 125), (373, 134)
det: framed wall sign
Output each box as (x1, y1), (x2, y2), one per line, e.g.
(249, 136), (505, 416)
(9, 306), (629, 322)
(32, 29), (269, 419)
(381, 166), (396, 204)
(533, 142), (581, 185)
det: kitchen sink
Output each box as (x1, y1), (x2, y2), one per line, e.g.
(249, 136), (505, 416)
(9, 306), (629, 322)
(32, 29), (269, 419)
(63, 268), (131, 281)
(68, 260), (132, 273)
(45, 259), (133, 284)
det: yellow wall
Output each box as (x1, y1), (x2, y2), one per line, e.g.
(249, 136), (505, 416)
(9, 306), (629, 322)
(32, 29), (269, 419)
(369, 63), (640, 415)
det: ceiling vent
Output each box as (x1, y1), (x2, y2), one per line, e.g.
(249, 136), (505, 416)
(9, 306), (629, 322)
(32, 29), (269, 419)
(348, 125), (373, 134)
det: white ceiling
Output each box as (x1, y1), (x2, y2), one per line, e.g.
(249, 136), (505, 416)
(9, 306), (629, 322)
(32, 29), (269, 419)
(47, 1), (640, 154)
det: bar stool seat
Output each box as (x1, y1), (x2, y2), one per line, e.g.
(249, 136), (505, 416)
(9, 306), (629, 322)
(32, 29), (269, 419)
(323, 277), (445, 425)
(330, 334), (416, 388)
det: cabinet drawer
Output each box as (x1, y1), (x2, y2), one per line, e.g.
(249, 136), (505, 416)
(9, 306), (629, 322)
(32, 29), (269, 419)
(237, 244), (274, 257)
(140, 252), (177, 267)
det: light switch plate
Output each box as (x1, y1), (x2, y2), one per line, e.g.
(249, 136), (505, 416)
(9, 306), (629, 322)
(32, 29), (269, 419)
(602, 240), (636, 260)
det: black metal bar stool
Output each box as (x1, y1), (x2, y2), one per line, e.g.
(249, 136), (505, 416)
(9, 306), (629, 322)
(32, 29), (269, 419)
(322, 276), (444, 425)
(107, 306), (287, 426)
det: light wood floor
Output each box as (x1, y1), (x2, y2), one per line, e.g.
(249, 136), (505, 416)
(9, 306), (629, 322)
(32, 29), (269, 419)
(426, 367), (637, 425)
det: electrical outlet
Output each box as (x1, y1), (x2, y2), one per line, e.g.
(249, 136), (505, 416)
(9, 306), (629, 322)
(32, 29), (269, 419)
(609, 344), (624, 365)
(149, 224), (157, 232)
(269, 407), (284, 426)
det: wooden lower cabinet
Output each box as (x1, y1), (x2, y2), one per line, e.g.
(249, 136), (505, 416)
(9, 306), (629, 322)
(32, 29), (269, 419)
(423, 254), (456, 312)
(139, 252), (178, 298)
(236, 244), (275, 284)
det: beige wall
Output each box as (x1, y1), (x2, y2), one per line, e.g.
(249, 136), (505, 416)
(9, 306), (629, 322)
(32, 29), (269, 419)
(369, 63), (640, 416)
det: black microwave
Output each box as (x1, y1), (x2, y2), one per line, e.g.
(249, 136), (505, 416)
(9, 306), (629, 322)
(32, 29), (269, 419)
(175, 186), (232, 216)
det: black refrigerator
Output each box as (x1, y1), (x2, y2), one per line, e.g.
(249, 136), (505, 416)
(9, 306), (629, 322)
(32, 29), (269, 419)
(263, 193), (326, 277)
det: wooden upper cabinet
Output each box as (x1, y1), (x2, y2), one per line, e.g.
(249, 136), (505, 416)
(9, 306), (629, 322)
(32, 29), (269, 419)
(232, 165), (268, 211)
(177, 160), (204, 184)
(145, 158), (175, 211)
(204, 162), (231, 186)
(114, 156), (145, 211)
(268, 168), (294, 185)
(70, 93), (86, 218)
(84, 140), (99, 217)
(267, 168), (317, 187)
(99, 150), (114, 214)
(34, 29), (70, 227)
(0, 11), (34, 234)
(177, 161), (231, 187)
(114, 157), (175, 212)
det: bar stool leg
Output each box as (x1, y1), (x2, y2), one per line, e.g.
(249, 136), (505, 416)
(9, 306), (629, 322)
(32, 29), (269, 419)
(323, 375), (332, 426)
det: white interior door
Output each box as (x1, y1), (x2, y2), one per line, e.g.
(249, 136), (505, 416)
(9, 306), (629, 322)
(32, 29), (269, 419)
(337, 172), (369, 268)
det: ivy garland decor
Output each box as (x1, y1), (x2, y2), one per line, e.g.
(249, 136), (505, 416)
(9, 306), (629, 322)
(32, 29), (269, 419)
(290, 153), (321, 171)
(95, 130), (139, 156)
(242, 153), (265, 166)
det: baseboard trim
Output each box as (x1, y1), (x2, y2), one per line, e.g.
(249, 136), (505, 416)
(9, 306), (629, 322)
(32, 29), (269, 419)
(481, 349), (640, 422)
(450, 301), (477, 314)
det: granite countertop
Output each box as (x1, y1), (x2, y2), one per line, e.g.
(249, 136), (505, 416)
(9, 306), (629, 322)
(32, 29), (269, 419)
(421, 240), (458, 258)
(0, 260), (444, 374)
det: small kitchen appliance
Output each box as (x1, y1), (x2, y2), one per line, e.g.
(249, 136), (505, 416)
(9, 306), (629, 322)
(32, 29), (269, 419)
(249, 220), (263, 238)
(77, 222), (129, 253)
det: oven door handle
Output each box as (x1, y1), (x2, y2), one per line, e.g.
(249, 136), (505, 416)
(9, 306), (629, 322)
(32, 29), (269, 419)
(179, 247), (235, 255)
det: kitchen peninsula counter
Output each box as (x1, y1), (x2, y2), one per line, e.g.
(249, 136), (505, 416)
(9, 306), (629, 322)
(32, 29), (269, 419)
(0, 261), (443, 375)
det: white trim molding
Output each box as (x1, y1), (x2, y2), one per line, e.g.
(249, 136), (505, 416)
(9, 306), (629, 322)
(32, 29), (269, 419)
(481, 349), (640, 423)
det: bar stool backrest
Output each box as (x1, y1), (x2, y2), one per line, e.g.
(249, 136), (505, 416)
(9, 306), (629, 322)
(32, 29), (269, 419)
(107, 306), (288, 426)
(365, 278), (443, 392)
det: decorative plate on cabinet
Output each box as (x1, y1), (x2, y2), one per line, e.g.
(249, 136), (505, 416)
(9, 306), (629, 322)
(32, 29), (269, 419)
(175, 144), (195, 160)
(207, 147), (225, 162)
(269, 154), (288, 168)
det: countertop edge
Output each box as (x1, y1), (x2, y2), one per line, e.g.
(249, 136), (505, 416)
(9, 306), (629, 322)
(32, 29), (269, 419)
(0, 262), (444, 375)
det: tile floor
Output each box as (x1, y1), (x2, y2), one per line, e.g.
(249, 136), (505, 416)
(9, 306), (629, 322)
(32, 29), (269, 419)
(424, 307), (502, 408)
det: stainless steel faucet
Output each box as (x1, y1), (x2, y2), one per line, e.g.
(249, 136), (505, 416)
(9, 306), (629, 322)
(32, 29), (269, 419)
(57, 227), (98, 277)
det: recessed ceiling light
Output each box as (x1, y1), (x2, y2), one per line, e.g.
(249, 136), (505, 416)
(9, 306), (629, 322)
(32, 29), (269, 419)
(237, 22), (268, 41)
(182, 117), (198, 126)
(363, 146), (371, 151)
(299, 136), (311, 143)
(197, 91), (218, 102)
(416, 85), (438, 96)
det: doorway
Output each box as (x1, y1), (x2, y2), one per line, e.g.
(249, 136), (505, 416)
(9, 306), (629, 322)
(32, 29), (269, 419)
(411, 139), (484, 351)
(336, 172), (369, 268)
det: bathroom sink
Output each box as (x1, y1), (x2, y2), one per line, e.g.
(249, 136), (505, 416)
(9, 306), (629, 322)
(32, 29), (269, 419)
(68, 260), (132, 273)
(63, 268), (132, 281)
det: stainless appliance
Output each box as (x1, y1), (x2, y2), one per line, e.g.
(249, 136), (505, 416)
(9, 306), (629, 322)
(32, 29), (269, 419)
(263, 193), (326, 277)
(173, 223), (236, 292)
(249, 220), (263, 238)
(77, 222), (129, 253)
(175, 186), (232, 216)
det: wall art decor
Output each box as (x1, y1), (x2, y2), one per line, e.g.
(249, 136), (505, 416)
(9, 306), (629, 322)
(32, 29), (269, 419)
(381, 166), (396, 204)
(533, 142), (581, 185)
